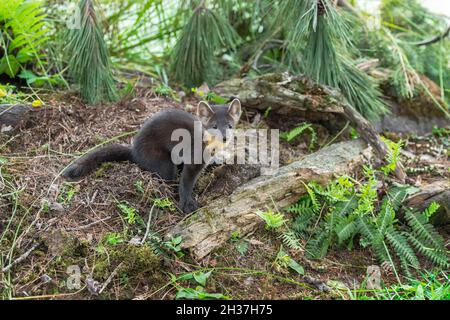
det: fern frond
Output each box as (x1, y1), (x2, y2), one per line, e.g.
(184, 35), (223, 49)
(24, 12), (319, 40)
(305, 228), (330, 259)
(385, 226), (420, 269)
(304, 182), (320, 213)
(336, 217), (357, 244)
(279, 230), (302, 252)
(292, 209), (316, 234)
(406, 233), (449, 268)
(358, 217), (390, 263)
(0, 0), (48, 77)
(377, 201), (395, 236)
(404, 210), (445, 250)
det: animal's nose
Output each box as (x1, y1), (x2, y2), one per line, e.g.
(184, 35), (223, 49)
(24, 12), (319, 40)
(222, 136), (227, 143)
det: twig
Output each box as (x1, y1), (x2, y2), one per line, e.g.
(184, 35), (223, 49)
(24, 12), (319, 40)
(141, 204), (156, 244)
(66, 216), (112, 231)
(415, 25), (450, 46)
(98, 262), (124, 294)
(1, 242), (41, 273)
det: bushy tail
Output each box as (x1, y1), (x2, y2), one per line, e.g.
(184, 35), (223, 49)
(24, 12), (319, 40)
(62, 144), (132, 179)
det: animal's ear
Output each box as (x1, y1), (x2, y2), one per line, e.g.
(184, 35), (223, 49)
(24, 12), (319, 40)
(197, 101), (214, 124)
(227, 99), (242, 122)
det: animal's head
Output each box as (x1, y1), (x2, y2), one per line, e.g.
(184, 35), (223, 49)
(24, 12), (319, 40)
(197, 99), (242, 143)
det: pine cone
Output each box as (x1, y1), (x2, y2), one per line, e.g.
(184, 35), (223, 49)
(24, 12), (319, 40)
(317, 0), (326, 15)
(318, 0), (337, 16)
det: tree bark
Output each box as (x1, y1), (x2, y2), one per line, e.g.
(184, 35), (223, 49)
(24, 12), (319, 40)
(403, 181), (450, 226)
(213, 73), (406, 181)
(0, 104), (32, 132)
(166, 139), (372, 260)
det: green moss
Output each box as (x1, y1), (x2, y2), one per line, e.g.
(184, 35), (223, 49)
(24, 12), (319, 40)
(93, 243), (161, 280)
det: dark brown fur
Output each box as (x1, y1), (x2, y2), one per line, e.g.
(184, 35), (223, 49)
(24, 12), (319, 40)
(62, 100), (242, 213)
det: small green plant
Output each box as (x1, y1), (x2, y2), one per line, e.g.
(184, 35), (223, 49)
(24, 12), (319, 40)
(154, 198), (177, 212)
(350, 127), (359, 140)
(104, 232), (124, 246)
(280, 123), (317, 150)
(134, 180), (145, 194)
(230, 231), (249, 255)
(117, 201), (138, 224)
(256, 209), (286, 230)
(432, 126), (450, 138)
(263, 106), (272, 118)
(355, 271), (450, 300)
(40, 200), (49, 214)
(154, 84), (173, 96)
(170, 270), (230, 300)
(273, 246), (304, 276)
(205, 92), (228, 104)
(380, 137), (403, 175)
(57, 183), (78, 205)
(164, 235), (184, 257)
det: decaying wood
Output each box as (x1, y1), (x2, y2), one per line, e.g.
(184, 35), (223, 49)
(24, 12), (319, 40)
(166, 139), (372, 260)
(403, 181), (450, 226)
(213, 73), (406, 181)
(0, 104), (32, 132)
(214, 73), (345, 115)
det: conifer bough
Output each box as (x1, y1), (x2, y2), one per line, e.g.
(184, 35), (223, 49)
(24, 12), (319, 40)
(279, 0), (387, 120)
(66, 0), (117, 105)
(170, 0), (239, 88)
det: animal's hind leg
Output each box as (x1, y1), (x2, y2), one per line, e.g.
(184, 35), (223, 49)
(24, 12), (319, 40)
(154, 161), (177, 182)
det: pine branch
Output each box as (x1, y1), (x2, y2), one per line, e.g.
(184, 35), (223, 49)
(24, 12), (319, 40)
(66, 0), (117, 105)
(170, 2), (239, 87)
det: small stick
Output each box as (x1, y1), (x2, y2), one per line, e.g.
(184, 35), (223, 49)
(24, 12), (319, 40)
(141, 204), (156, 244)
(99, 262), (124, 294)
(66, 216), (112, 231)
(1, 242), (41, 273)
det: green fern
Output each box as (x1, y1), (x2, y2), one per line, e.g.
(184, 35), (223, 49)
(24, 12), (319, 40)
(0, 0), (48, 78)
(288, 196), (318, 234)
(335, 216), (357, 245)
(380, 137), (403, 175)
(305, 227), (330, 259)
(385, 226), (420, 269)
(279, 230), (302, 252)
(282, 174), (448, 276)
(404, 210), (449, 268)
(280, 122), (317, 150)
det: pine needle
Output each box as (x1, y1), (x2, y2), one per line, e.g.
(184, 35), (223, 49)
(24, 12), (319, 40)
(170, 3), (239, 87)
(66, 0), (117, 105)
(278, 0), (387, 120)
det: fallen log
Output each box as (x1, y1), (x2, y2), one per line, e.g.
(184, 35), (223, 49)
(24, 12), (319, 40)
(0, 104), (32, 133)
(213, 73), (406, 182)
(166, 139), (372, 260)
(403, 181), (450, 226)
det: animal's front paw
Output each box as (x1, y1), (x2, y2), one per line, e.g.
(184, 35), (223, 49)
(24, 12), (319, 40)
(180, 198), (198, 214)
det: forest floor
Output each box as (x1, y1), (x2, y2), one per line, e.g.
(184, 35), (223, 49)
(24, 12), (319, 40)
(0, 87), (449, 300)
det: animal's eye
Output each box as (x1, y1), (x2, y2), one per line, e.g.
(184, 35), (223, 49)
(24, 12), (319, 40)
(212, 125), (218, 129)
(228, 124), (233, 129)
